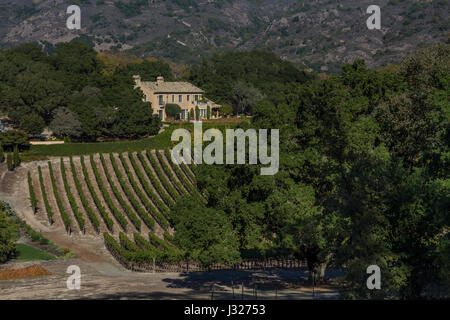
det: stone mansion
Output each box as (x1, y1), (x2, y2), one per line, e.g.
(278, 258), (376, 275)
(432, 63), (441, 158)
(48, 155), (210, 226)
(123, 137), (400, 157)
(133, 75), (220, 121)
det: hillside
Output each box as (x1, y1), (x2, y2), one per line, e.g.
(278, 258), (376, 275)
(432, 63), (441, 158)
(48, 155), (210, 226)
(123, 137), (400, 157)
(0, 149), (198, 270)
(0, 0), (447, 72)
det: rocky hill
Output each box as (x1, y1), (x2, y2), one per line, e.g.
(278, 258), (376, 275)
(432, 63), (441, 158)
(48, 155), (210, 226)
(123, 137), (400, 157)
(0, 0), (448, 72)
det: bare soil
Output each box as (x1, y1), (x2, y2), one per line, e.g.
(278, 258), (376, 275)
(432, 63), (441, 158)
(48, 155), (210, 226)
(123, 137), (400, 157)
(0, 259), (339, 300)
(0, 265), (52, 280)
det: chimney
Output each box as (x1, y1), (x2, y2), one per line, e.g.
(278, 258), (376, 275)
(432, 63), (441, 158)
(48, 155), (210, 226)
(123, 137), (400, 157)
(157, 76), (164, 84)
(133, 75), (141, 86)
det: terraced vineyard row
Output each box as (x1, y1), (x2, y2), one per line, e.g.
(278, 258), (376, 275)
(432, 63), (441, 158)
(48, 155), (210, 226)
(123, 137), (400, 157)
(27, 150), (200, 267)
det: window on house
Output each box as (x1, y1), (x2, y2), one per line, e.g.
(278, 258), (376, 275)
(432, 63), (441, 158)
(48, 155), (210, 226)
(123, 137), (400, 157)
(187, 95), (190, 101)
(179, 95), (182, 102)
(172, 95), (174, 103)
(159, 95), (163, 105)
(195, 95), (199, 101)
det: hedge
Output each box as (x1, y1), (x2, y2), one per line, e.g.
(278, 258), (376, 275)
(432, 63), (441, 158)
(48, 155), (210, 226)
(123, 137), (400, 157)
(80, 156), (114, 231)
(134, 232), (158, 253)
(38, 166), (53, 224)
(124, 153), (170, 228)
(99, 153), (142, 231)
(48, 161), (72, 233)
(89, 154), (128, 231)
(119, 232), (140, 252)
(145, 151), (179, 205)
(69, 156), (100, 232)
(155, 151), (186, 195)
(163, 149), (205, 201)
(27, 171), (38, 214)
(135, 152), (172, 212)
(109, 153), (159, 230)
(60, 158), (85, 232)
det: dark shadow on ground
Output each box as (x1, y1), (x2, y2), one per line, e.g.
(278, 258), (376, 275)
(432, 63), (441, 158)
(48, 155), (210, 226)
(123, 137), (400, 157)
(163, 268), (343, 290)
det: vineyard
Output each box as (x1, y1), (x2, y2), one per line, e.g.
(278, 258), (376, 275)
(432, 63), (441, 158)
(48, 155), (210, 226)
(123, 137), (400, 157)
(26, 149), (201, 271)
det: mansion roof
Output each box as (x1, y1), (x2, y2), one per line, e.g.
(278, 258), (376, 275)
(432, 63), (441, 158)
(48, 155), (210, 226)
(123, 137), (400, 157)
(135, 75), (204, 94)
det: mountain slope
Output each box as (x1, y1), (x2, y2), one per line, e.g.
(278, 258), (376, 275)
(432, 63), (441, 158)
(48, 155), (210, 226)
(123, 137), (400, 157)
(0, 0), (448, 72)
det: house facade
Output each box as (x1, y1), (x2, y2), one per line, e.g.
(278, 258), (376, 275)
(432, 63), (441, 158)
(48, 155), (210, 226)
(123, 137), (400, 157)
(133, 75), (220, 121)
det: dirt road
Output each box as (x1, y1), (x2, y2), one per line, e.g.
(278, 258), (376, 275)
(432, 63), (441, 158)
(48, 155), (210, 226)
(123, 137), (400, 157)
(0, 259), (339, 300)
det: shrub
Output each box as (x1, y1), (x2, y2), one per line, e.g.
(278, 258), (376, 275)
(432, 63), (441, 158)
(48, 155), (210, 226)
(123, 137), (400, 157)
(89, 154), (128, 231)
(155, 151), (186, 195)
(164, 149), (204, 202)
(148, 232), (181, 256)
(146, 151), (179, 203)
(27, 171), (38, 214)
(60, 158), (85, 232)
(48, 161), (72, 233)
(119, 232), (140, 252)
(109, 153), (157, 230)
(0, 208), (16, 263)
(80, 156), (114, 231)
(219, 104), (233, 117)
(0, 130), (29, 151)
(135, 151), (173, 211)
(13, 144), (20, 168)
(134, 232), (157, 253)
(117, 152), (168, 228)
(38, 166), (53, 224)
(165, 103), (182, 118)
(99, 153), (142, 230)
(6, 153), (13, 171)
(195, 105), (200, 120)
(180, 162), (195, 182)
(69, 156), (100, 232)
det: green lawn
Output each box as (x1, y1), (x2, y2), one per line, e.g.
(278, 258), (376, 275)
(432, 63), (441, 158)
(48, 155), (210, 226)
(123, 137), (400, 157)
(13, 243), (56, 261)
(21, 122), (243, 161)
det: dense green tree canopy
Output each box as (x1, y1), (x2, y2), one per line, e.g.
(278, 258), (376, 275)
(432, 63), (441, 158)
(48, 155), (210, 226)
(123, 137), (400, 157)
(0, 42), (163, 141)
(0, 130), (29, 151)
(0, 204), (16, 263)
(188, 50), (313, 109)
(180, 42), (450, 299)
